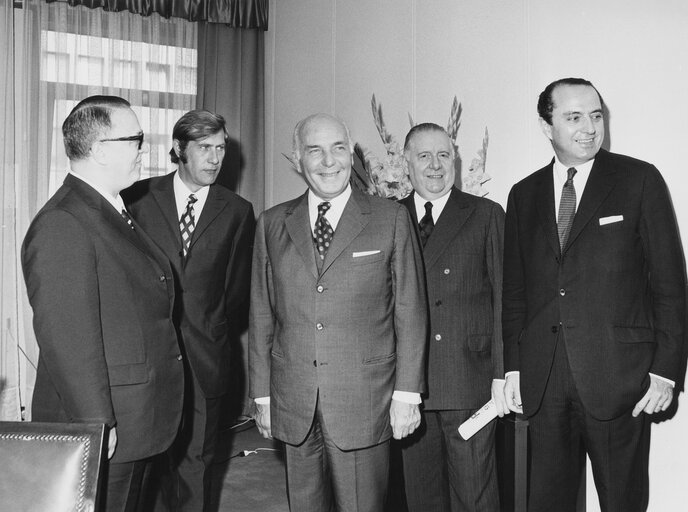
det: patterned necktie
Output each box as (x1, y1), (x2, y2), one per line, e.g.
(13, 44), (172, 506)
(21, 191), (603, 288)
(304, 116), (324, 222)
(120, 209), (135, 230)
(180, 194), (198, 257)
(313, 201), (334, 260)
(418, 201), (434, 247)
(558, 167), (577, 250)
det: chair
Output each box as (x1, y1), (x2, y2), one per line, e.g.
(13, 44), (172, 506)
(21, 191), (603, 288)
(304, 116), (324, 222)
(0, 421), (105, 512)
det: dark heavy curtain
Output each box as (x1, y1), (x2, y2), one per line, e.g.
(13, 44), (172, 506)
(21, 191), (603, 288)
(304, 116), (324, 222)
(46, 0), (269, 26)
(197, 23), (264, 214)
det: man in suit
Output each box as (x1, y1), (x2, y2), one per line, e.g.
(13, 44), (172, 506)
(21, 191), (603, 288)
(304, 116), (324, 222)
(503, 78), (686, 511)
(399, 123), (508, 512)
(124, 109), (255, 511)
(249, 113), (428, 511)
(21, 95), (185, 511)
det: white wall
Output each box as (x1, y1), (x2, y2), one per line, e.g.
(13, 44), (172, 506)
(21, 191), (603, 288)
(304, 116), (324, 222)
(265, 1), (688, 510)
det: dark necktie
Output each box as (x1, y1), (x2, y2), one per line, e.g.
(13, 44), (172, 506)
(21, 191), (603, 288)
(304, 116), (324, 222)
(120, 209), (135, 230)
(313, 201), (334, 260)
(418, 201), (434, 247)
(180, 194), (198, 257)
(558, 167), (577, 250)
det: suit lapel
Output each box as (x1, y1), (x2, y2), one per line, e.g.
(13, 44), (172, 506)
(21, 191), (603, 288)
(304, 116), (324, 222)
(535, 161), (561, 257)
(565, 150), (617, 252)
(151, 174), (183, 245)
(188, 184), (228, 251)
(423, 187), (474, 270)
(320, 189), (370, 275)
(285, 192), (319, 279)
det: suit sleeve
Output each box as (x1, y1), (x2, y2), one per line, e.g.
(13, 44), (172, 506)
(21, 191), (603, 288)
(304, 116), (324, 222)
(224, 203), (256, 331)
(502, 188), (527, 374)
(487, 202), (506, 378)
(639, 166), (686, 384)
(391, 205), (428, 393)
(21, 209), (116, 425)
(248, 212), (275, 399)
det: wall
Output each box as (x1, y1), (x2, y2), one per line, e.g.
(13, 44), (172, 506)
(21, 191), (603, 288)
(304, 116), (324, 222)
(265, 1), (688, 510)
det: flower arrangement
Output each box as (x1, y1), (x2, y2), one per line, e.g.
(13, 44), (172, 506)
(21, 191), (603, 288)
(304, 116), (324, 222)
(352, 94), (491, 199)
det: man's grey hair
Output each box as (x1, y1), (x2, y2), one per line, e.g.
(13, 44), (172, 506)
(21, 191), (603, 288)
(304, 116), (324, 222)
(291, 113), (354, 163)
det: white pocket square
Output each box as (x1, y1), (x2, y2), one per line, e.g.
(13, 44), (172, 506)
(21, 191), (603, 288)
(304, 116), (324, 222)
(599, 215), (623, 226)
(352, 250), (380, 257)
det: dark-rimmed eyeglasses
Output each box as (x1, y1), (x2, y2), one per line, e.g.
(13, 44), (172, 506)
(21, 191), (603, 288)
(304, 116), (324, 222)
(99, 133), (145, 150)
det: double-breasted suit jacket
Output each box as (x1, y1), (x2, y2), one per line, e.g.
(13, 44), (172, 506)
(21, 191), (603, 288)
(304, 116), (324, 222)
(124, 172), (255, 399)
(22, 174), (185, 463)
(401, 187), (504, 410)
(249, 187), (428, 450)
(503, 149), (686, 420)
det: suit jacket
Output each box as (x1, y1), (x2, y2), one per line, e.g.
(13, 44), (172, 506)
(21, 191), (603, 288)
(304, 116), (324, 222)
(249, 187), (428, 450)
(22, 174), (184, 463)
(123, 173), (255, 398)
(401, 187), (504, 410)
(503, 149), (686, 420)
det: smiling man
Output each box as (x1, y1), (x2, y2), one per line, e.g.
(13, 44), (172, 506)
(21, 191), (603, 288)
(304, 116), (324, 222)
(249, 113), (427, 512)
(124, 109), (255, 511)
(399, 123), (506, 512)
(22, 96), (184, 511)
(502, 78), (686, 511)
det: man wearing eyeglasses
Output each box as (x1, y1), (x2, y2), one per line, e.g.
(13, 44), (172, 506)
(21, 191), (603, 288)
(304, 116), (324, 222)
(22, 95), (185, 512)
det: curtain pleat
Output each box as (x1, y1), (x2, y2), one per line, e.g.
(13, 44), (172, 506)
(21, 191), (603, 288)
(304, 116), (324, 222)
(46, 0), (269, 27)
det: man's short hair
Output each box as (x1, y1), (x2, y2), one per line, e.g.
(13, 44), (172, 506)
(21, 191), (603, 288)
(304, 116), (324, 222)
(537, 78), (604, 125)
(62, 95), (131, 161)
(170, 110), (228, 164)
(403, 122), (454, 157)
(291, 113), (353, 162)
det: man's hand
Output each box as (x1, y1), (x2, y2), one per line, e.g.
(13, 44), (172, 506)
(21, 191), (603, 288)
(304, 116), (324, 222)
(504, 373), (524, 414)
(633, 374), (674, 417)
(254, 402), (272, 438)
(492, 379), (510, 417)
(389, 399), (421, 439)
(107, 426), (117, 459)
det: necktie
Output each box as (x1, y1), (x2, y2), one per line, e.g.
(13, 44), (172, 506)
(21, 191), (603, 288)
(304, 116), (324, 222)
(418, 201), (434, 247)
(558, 167), (577, 250)
(180, 194), (198, 257)
(120, 209), (135, 230)
(314, 201), (334, 261)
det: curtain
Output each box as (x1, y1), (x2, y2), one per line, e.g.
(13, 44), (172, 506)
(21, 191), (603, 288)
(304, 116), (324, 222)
(0, 0), (197, 420)
(47, 0), (269, 27)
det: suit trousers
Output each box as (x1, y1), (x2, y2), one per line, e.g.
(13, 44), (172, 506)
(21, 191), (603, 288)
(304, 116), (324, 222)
(402, 409), (500, 512)
(283, 397), (390, 512)
(158, 364), (221, 511)
(103, 458), (153, 512)
(527, 333), (650, 512)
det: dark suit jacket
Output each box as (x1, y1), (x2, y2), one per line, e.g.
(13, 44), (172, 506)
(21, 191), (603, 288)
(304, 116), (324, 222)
(249, 187), (428, 450)
(123, 173), (255, 398)
(22, 174), (184, 463)
(401, 187), (504, 410)
(503, 149), (686, 420)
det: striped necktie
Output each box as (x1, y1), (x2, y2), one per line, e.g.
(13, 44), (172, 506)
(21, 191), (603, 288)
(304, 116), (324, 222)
(557, 167), (577, 250)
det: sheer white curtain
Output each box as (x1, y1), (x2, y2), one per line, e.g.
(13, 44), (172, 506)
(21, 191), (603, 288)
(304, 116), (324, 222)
(1, 0), (197, 420)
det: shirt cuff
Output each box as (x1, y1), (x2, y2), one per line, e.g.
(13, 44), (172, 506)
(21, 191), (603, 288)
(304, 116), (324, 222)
(649, 373), (675, 388)
(392, 390), (422, 404)
(504, 371), (520, 379)
(254, 396), (270, 405)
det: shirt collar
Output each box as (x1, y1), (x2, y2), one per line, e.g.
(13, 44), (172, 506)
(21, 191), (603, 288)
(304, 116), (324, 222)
(412, 188), (452, 223)
(68, 170), (125, 213)
(173, 171), (210, 216)
(307, 184), (352, 232)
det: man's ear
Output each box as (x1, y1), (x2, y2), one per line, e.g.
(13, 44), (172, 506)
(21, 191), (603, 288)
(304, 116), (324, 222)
(539, 117), (553, 141)
(173, 139), (182, 159)
(90, 141), (108, 165)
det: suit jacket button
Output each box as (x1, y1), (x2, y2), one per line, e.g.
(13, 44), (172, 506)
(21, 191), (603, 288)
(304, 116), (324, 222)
(176, 354), (183, 361)
(551, 326), (559, 333)
(443, 268), (450, 275)
(435, 300), (442, 306)
(316, 285), (324, 293)
(434, 334), (442, 341)
(159, 275), (166, 282)
(559, 288), (566, 296)
(316, 323), (324, 330)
